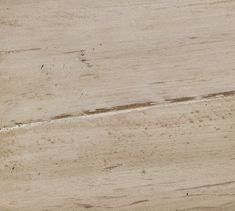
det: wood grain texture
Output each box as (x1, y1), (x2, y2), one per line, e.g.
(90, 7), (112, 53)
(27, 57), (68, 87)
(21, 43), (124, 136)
(0, 0), (235, 210)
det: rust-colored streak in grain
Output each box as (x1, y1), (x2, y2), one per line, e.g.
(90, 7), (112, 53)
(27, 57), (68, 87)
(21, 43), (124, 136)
(165, 96), (196, 103)
(202, 90), (235, 98)
(51, 114), (73, 120)
(82, 102), (156, 115)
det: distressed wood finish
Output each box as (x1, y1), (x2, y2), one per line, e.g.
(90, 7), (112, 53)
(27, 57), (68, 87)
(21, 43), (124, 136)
(0, 0), (235, 210)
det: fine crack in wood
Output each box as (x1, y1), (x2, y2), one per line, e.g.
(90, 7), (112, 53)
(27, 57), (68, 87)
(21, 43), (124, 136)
(0, 90), (235, 133)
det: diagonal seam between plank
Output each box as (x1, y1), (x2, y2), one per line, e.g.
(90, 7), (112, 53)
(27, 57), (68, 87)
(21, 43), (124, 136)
(0, 90), (235, 133)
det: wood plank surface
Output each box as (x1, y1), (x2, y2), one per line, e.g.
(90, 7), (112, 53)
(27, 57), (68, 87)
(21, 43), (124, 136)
(0, 0), (235, 210)
(1, 0), (235, 128)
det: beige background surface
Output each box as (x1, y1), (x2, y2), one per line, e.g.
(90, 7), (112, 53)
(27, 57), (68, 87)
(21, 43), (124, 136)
(0, 0), (235, 210)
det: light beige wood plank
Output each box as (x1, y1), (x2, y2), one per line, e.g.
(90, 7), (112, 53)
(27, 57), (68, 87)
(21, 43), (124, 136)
(1, 1), (235, 211)
(1, 0), (235, 128)
(0, 96), (235, 210)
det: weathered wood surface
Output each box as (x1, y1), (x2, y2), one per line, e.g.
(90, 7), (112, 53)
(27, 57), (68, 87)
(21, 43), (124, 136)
(0, 0), (235, 210)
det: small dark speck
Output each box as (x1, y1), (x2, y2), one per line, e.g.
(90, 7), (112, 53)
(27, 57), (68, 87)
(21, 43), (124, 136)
(99, 43), (103, 46)
(41, 65), (44, 70)
(186, 193), (189, 196)
(189, 36), (198, 40)
(11, 166), (15, 173)
(80, 50), (85, 56)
